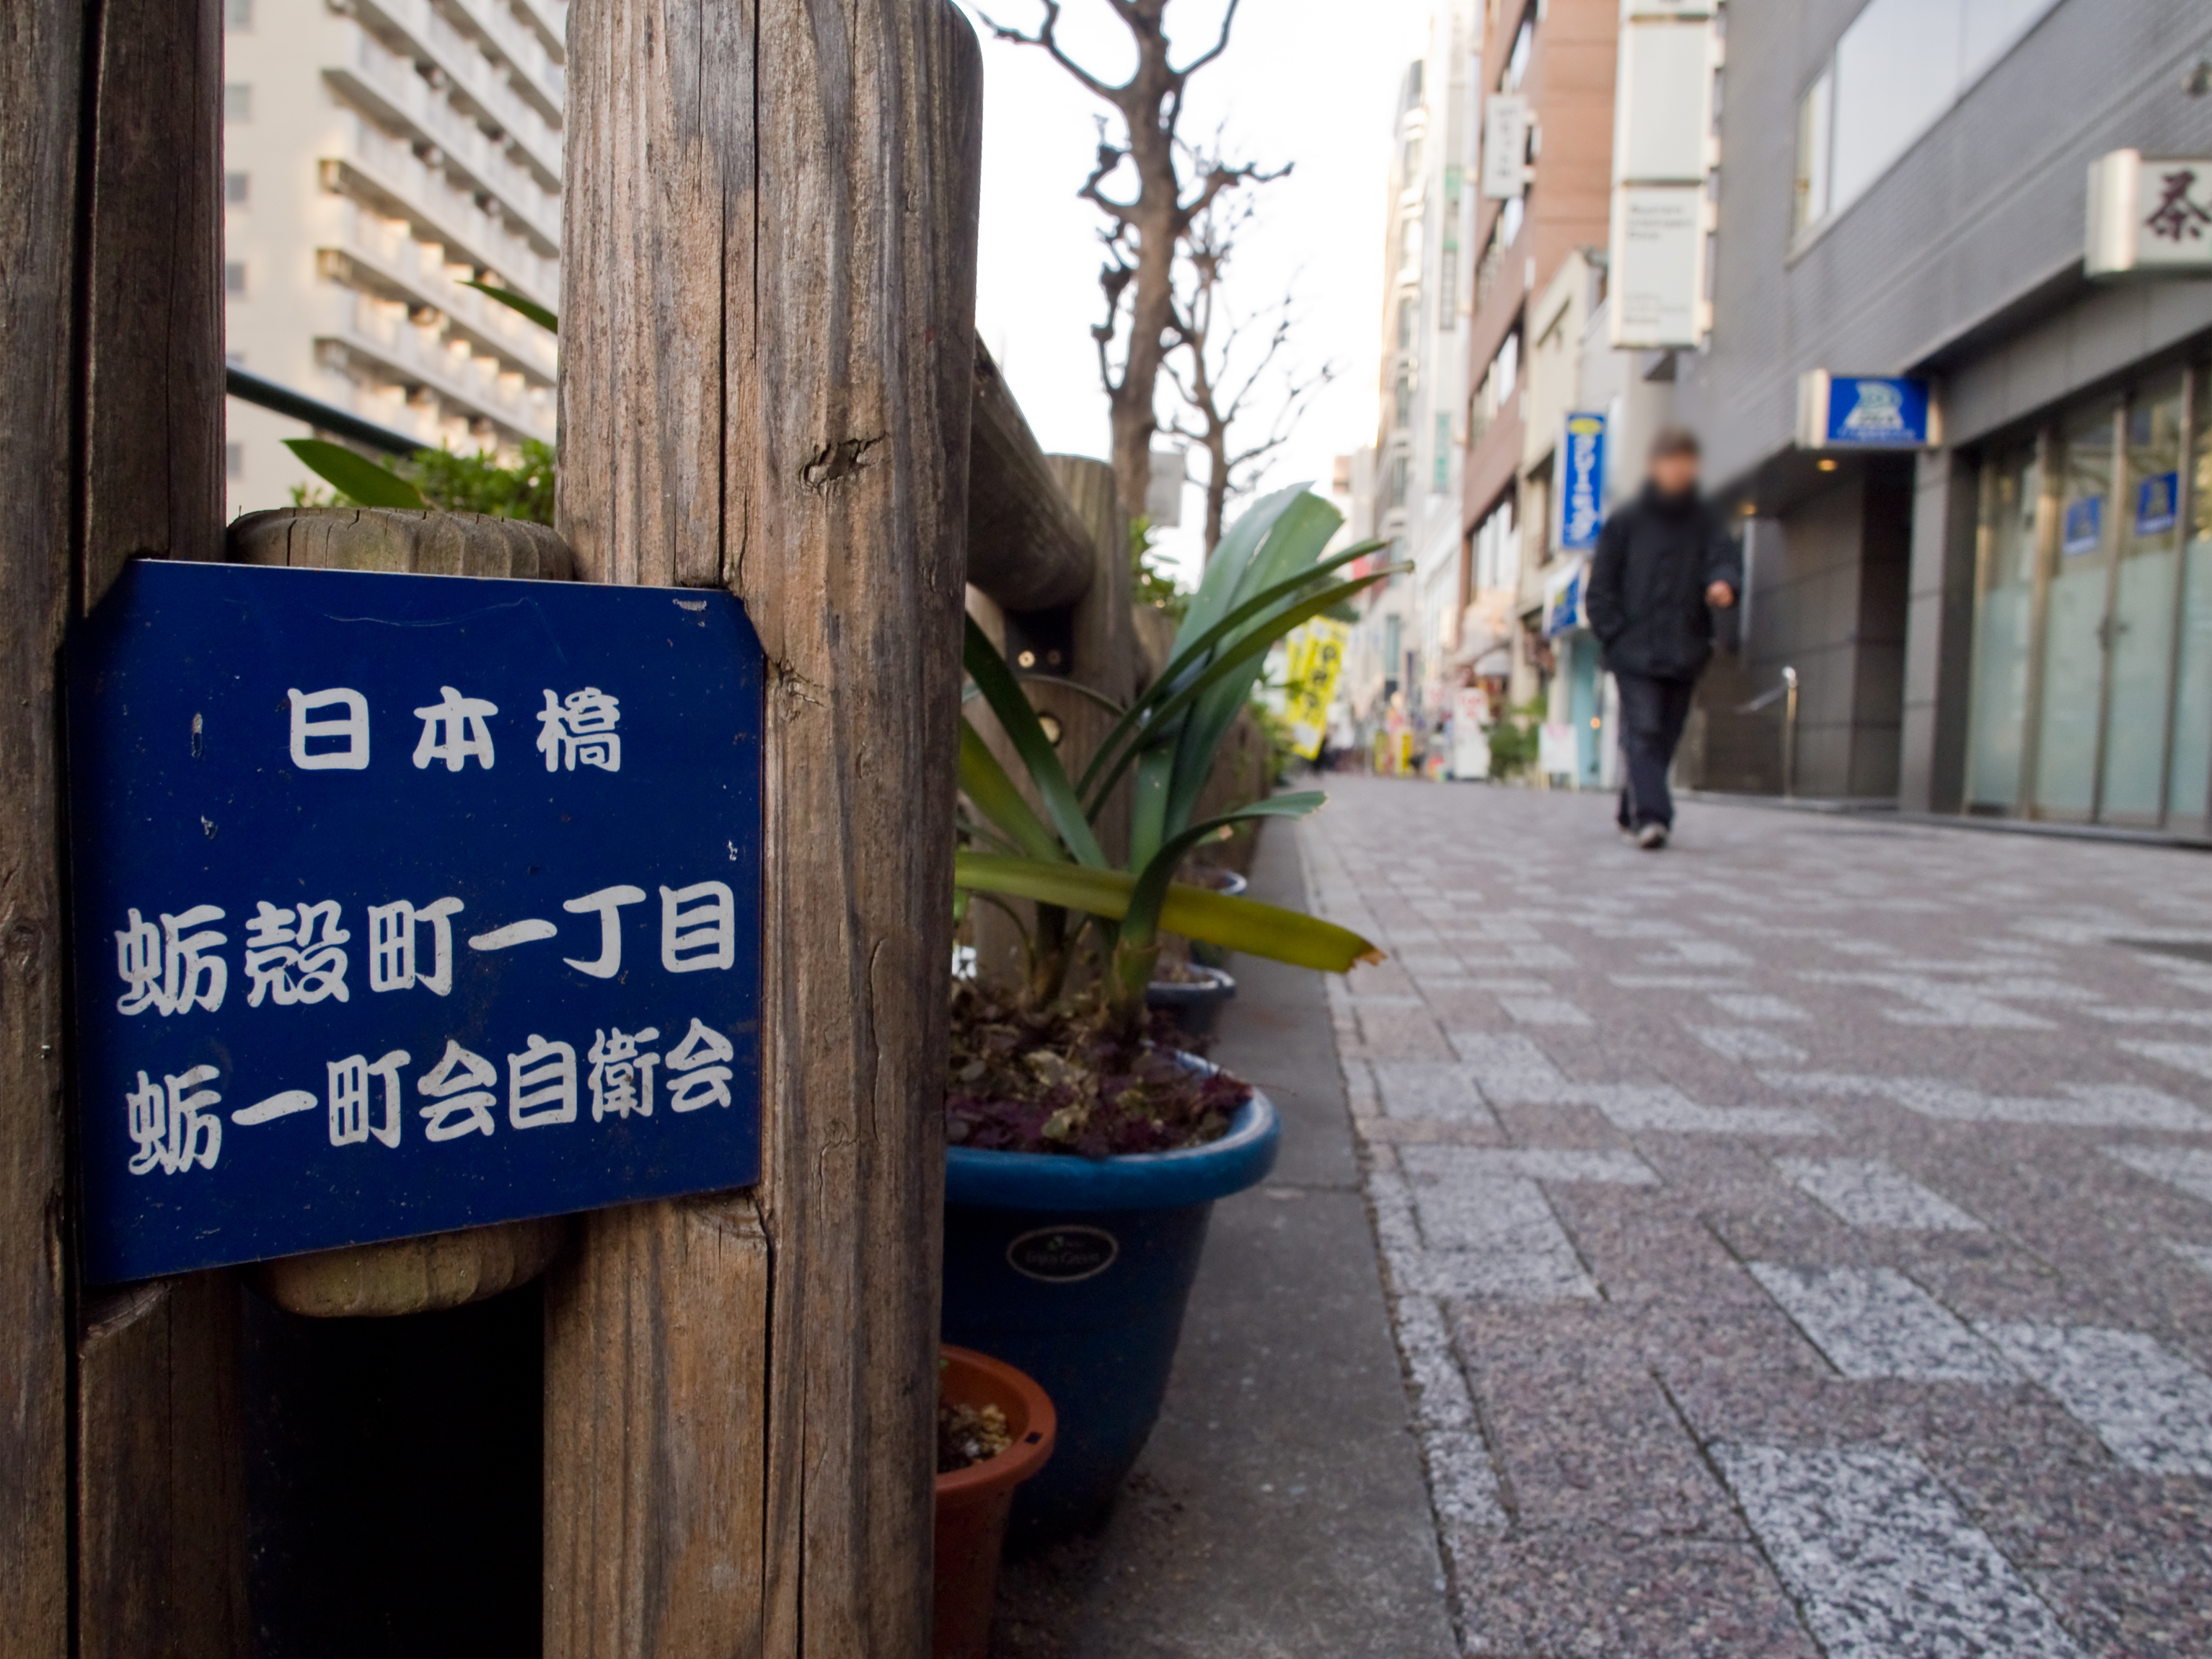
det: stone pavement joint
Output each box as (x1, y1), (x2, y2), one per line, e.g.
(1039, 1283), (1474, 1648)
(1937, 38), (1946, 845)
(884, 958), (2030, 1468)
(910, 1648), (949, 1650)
(1302, 779), (2212, 1658)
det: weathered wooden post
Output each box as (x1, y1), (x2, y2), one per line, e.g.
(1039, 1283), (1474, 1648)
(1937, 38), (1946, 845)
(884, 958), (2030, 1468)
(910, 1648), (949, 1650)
(4, 0), (247, 1649)
(550, 0), (982, 1651)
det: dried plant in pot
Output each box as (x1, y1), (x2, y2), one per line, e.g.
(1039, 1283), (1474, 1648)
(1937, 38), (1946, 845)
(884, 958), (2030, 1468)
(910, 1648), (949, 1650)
(944, 488), (1392, 1543)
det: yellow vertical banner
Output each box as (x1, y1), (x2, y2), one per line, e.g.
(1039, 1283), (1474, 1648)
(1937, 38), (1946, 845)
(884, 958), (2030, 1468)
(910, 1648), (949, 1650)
(1283, 619), (1350, 760)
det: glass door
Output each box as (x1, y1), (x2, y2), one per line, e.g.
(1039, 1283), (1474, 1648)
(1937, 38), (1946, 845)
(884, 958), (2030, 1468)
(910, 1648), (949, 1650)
(2032, 402), (2115, 818)
(2099, 375), (2187, 822)
(1964, 446), (2040, 809)
(2173, 366), (2212, 838)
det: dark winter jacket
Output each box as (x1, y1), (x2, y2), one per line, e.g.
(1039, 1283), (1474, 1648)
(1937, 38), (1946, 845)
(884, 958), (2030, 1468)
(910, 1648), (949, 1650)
(1585, 485), (1744, 682)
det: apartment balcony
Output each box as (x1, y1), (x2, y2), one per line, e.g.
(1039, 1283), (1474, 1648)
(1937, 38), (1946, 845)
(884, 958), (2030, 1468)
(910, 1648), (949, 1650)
(348, 0), (562, 190)
(326, 28), (559, 258)
(320, 113), (557, 310)
(349, 0), (566, 181)
(439, 0), (565, 126)
(319, 198), (555, 386)
(314, 287), (555, 445)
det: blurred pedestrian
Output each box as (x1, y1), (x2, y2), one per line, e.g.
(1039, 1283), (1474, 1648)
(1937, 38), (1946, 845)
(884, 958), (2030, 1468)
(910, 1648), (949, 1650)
(1585, 428), (1741, 850)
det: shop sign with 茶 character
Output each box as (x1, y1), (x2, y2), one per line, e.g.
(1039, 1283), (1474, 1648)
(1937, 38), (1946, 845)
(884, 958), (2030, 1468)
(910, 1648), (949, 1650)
(67, 560), (765, 1283)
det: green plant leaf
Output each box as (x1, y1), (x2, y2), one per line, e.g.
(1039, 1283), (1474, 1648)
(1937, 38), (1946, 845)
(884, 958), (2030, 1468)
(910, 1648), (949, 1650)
(462, 279), (558, 333)
(1163, 493), (1347, 837)
(1076, 540), (1383, 801)
(1120, 794), (1326, 951)
(283, 439), (426, 509)
(953, 849), (1384, 973)
(1085, 568), (1399, 820)
(960, 674), (1129, 720)
(1173, 484), (1307, 651)
(963, 615), (1106, 868)
(957, 718), (1062, 863)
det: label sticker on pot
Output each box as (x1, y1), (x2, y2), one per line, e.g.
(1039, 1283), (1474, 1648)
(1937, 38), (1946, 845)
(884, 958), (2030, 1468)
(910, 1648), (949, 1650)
(1006, 1225), (1119, 1283)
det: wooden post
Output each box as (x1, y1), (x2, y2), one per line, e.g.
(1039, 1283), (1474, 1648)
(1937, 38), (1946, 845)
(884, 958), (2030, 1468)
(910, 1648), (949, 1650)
(0, 0), (86, 1638)
(71, 0), (248, 1650)
(5, 0), (242, 1648)
(550, 0), (982, 1653)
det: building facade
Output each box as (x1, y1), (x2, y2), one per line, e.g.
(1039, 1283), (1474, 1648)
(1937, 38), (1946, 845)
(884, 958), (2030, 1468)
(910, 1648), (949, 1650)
(221, 0), (564, 519)
(1344, 2), (1481, 764)
(1459, 0), (1621, 770)
(1663, 0), (2212, 827)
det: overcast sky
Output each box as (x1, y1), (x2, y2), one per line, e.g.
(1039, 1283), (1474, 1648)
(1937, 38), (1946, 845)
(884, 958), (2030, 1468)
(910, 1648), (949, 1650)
(956, 0), (1434, 585)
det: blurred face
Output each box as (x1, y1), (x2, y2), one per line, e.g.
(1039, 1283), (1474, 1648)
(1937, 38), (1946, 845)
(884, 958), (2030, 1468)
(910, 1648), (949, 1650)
(1649, 449), (1700, 497)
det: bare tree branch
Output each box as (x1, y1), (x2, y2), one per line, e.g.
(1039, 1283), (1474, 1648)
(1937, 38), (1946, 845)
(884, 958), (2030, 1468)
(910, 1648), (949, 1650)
(1174, 0), (1243, 78)
(982, 0), (1272, 514)
(976, 1), (1122, 100)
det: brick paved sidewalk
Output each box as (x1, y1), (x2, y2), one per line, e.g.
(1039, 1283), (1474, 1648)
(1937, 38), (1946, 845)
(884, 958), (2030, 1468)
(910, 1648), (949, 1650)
(1305, 778), (2212, 1659)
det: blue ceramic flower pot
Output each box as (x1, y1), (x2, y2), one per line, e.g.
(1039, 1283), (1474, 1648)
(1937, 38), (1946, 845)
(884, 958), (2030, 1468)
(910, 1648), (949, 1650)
(940, 1083), (1279, 1547)
(1145, 963), (1237, 1039)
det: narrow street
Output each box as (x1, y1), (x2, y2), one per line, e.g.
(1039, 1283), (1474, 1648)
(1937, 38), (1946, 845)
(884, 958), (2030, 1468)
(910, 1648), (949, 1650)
(1306, 778), (2212, 1658)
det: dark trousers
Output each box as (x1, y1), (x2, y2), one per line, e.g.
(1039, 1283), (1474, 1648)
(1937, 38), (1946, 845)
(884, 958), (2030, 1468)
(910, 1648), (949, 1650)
(1614, 672), (1697, 830)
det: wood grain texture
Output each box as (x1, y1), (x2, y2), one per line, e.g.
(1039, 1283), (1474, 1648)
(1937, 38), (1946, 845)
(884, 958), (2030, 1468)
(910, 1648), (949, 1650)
(0, 0), (83, 1642)
(71, 0), (244, 1649)
(229, 507), (577, 579)
(966, 348), (1094, 612)
(76, 1276), (248, 1658)
(552, 0), (982, 1651)
(80, 0), (226, 599)
(543, 1197), (770, 1655)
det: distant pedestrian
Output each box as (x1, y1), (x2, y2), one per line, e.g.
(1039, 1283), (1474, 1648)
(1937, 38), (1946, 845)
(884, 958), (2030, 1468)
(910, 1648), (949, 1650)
(1585, 428), (1741, 850)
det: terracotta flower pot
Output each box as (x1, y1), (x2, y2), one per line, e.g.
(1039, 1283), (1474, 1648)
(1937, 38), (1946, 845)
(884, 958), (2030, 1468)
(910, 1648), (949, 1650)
(934, 1345), (1056, 1659)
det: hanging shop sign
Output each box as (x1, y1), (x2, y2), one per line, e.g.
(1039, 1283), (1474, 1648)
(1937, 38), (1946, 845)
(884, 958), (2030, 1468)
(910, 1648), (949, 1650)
(1608, 185), (1706, 350)
(1282, 618), (1351, 760)
(2086, 151), (2212, 278)
(1481, 94), (1531, 200)
(1795, 371), (1935, 450)
(1560, 412), (1608, 552)
(1542, 559), (1587, 638)
(66, 560), (765, 1283)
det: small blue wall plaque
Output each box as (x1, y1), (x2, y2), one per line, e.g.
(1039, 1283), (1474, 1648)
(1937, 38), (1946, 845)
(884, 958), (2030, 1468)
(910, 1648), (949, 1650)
(67, 560), (764, 1283)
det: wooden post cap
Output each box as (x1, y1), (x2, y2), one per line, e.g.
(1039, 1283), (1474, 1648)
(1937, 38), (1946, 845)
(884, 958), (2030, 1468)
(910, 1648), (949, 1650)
(250, 1217), (570, 1318)
(228, 506), (576, 581)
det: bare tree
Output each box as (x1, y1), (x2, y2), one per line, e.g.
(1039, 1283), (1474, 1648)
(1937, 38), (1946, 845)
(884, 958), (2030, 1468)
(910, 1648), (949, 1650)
(1163, 166), (1333, 558)
(980, 0), (1282, 516)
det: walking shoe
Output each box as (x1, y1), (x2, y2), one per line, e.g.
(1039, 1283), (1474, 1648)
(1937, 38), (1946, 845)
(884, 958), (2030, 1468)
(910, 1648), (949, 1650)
(1635, 822), (1669, 850)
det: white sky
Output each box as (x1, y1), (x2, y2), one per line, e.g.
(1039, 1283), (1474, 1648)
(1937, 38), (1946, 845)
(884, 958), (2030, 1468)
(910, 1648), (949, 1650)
(957, 0), (1433, 586)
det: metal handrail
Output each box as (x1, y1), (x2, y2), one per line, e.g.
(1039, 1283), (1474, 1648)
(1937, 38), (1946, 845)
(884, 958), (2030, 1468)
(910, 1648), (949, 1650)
(1735, 666), (1800, 798)
(225, 366), (421, 459)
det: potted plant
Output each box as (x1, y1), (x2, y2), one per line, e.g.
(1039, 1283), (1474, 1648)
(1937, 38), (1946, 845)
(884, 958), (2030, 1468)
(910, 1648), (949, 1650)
(946, 486), (1392, 1542)
(934, 1345), (1056, 1659)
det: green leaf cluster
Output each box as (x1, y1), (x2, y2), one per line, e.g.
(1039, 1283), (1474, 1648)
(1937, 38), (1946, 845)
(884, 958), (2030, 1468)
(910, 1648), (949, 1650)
(957, 486), (1396, 1035)
(281, 280), (560, 524)
(282, 437), (557, 525)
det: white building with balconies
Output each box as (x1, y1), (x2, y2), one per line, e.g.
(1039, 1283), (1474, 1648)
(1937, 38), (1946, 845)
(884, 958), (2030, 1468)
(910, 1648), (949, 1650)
(222, 0), (563, 517)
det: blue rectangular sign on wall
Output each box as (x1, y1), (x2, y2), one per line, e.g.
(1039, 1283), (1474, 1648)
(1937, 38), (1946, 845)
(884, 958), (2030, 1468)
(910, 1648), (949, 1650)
(1798, 372), (1934, 449)
(67, 560), (764, 1283)
(1559, 412), (1608, 552)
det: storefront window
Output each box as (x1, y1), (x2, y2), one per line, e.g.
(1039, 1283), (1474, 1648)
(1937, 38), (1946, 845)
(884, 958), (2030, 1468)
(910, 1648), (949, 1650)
(2032, 402), (2115, 817)
(2102, 374), (2185, 819)
(2174, 365), (2212, 834)
(1965, 446), (2038, 808)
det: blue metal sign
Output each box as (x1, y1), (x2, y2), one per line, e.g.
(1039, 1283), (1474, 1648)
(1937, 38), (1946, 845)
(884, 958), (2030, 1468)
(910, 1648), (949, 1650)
(2062, 496), (2105, 558)
(2136, 471), (2180, 537)
(1560, 411), (1607, 553)
(66, 560), (764, 1283)
(1820, 375), (1933, 448)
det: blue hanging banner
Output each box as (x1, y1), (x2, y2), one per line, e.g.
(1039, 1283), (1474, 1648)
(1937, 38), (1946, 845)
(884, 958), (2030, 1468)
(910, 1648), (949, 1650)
(1559, 411), (1608, 553)
(66, 560), (764, 1284)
